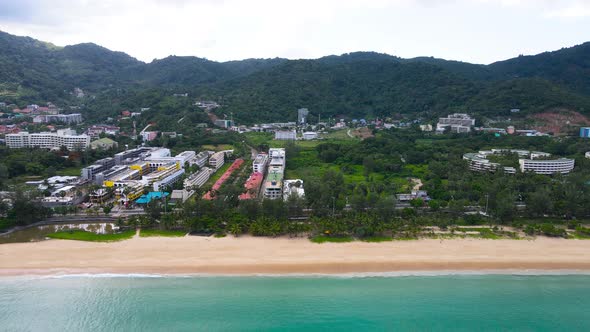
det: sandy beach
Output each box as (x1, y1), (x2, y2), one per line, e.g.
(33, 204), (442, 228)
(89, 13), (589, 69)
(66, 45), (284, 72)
(2, 236), (590, 276)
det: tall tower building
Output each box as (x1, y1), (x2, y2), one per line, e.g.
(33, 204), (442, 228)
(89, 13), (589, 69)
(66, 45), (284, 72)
(297, 108), (309, 125)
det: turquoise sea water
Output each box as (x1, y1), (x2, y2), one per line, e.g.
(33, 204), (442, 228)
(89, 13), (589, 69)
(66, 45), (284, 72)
(1, 274), (589, 331)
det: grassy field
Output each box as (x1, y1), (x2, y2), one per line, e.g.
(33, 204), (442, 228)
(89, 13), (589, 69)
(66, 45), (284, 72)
(47, 230), (136, 242)
(200, 144), (234, 151)
(140, 229), (187, 237)
(202, 162), (232, 189)
(55, 167), (83, 176)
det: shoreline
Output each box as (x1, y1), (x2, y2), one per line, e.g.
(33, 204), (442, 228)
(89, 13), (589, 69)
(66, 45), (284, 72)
(2, 236), (590, 277)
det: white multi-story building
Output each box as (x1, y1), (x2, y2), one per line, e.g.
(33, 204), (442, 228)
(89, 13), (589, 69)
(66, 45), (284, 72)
(264, 165), (284, 200)
(253, 153), (269, 174)
(274, 130), (297, 140)
(6, 129), (90, 150)
(32, 113), (83, 124)
(464, 149), (574, 175)
(519, 158), (575, 175)
(183, 167), (212, 189)
(190, 152), (209, 168)
(269, 148), (286, 167)
(209, 151), (225, 170)
(153, 169), (185, 191)
(436, 113), (475, 134)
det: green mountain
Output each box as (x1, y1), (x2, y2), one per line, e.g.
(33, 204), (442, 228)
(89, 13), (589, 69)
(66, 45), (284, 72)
(1, 30), (590, 124)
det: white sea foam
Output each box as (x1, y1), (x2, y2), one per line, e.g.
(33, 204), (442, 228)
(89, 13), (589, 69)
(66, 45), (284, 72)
(3, 269), (590, 281)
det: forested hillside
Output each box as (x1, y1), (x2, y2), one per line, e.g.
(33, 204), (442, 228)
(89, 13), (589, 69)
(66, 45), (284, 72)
(1, 30), (590, 123)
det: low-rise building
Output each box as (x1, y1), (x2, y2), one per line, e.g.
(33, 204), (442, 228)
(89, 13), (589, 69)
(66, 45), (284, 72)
(302, 132), (318, 140)
(209, 151), (225, 170)
(275, 130), (296, 140)
(170, 189), (193, 203)
(190, 151), (209, 168)
(183, 167), (212, 189)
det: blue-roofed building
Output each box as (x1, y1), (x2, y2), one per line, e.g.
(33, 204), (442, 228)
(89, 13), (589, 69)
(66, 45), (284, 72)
(135, 191), (169, 204)
(580, 127), (590, 138)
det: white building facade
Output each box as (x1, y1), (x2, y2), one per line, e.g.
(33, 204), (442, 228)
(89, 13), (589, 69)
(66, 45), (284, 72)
(6, 129), (90, 150)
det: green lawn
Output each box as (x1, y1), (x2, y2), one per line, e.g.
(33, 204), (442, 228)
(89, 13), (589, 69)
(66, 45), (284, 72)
(140, 229), (187, 237)
(47, 230), (135, 242)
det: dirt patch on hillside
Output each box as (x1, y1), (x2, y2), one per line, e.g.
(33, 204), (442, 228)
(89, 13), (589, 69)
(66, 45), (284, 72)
(352, 127), (374, 139)
(530, 109), (590, 135)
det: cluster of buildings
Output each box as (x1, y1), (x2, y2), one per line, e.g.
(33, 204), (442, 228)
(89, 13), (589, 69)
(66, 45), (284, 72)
(239, 148), (305, 201)
(6, 129), (90, 150)
(25, 176), (84, 207)
(81, 147), (205, 204)
(463, 149), (575, 175)
(436, 113), (475, 134)
(83, 147), (231, 206)
(86, 125), (120, 138)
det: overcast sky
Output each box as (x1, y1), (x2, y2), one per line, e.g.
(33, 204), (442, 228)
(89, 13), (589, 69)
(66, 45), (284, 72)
(0, 0), (589, 64)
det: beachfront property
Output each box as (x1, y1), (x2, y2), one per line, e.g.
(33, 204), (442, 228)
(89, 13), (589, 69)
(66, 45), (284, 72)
(183, 167), (212, 189)
(209, 151), (225, 170)
(6, 129), (90, 150)
(253, 153), (269, 174)
(275, 130), (297, 140)
(464, 149), (575, 175)
(263, 148), (287, 200)
(264, 165), (285, 200)
(436, 113), (475, 134)
(283, 179), (305, 200)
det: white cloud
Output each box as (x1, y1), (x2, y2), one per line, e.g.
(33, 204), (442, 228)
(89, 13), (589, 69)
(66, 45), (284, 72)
(0, 0), (588, 63)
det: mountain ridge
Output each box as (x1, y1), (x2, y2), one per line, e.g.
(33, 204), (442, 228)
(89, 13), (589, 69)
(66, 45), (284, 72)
(1, 30), (590, 123)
